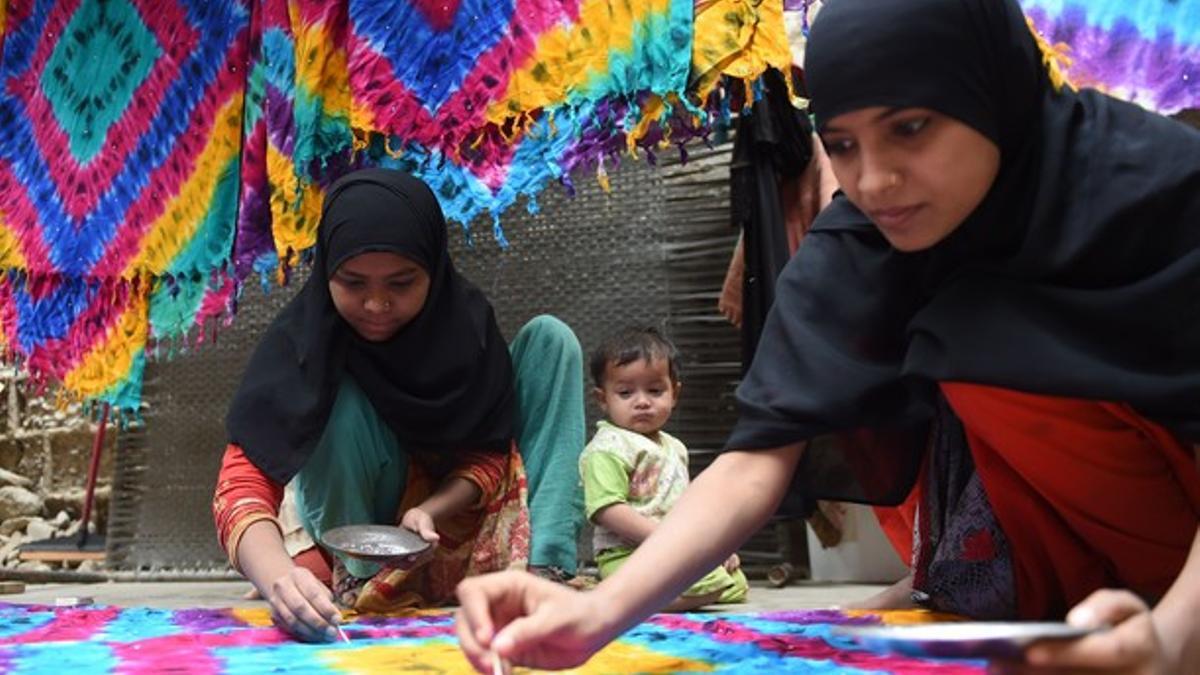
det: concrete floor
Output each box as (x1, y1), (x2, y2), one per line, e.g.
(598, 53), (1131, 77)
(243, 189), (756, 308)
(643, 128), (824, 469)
(1, 578), (887, 612)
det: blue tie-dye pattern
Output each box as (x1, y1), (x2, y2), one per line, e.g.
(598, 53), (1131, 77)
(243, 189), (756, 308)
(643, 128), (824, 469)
(102, 607), (186, 642)
(9, 642), (117, 674)
(619, 618), (880, 674)
(0, 608), (55, 641)
(350, 0), (516, 113)
(11, 276), (95, 352)
(1020, 0), (1200, 45)
(213, 635), (460, 673)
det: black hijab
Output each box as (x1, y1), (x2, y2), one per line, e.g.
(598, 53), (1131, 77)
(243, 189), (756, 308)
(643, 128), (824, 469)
(728, 0), (1200, 505)
(227, 169), (515, 484)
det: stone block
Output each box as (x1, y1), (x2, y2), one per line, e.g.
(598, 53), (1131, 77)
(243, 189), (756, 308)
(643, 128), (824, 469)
(0, 517), (32, 537)
(25, 519), (54, 541)
(0, 467), (33, 489)
(0, 486), (43, 520)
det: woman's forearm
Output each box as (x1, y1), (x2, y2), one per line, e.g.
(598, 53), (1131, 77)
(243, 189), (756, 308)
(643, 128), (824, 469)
(237, 520), (297, 594)
(1153, 526), (1200, 669)
(593, 443), (805, 638)
(415, 476), (481, 524)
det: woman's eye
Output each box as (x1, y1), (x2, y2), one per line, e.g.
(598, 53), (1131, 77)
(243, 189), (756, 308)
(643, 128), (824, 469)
(895, 117), (929, 137)
(389, 280), (412, 290)
(823, 138), (855, 155)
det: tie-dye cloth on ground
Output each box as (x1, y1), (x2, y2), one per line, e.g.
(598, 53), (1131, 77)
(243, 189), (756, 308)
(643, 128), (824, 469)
(0, 603), (986, 673)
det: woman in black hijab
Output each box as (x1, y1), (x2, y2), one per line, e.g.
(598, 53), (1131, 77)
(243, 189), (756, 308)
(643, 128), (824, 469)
(454, 1), (1200, 672)
(214, 169), (585, 641)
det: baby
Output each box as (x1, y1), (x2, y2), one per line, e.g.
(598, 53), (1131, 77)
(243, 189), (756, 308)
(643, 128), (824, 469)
(580, 326), (748, 610)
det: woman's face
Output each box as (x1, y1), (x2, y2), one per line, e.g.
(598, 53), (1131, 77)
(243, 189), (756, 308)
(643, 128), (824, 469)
(329, 251), (431, 342)
(820, 107), (1001, 252)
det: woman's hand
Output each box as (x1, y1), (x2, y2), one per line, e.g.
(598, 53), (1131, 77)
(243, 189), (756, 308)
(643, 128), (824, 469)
(1020, 589), (1170, 674)
(400, 506), (441, 544)
(393, 507), (440, 570)
(456, 571), (617, 673)
(454, 445), (806, 672)
(263, 565), (345, 643)
(236, 520), (343, 642)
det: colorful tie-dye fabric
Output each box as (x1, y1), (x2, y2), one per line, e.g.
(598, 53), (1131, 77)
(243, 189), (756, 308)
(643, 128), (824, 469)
(0, 0), (786, 410)
(0, 0), (249, 408)
(782, 0), (1199, 115)
(2, 1), (1194, 411)
(1022, 0), (1199, 114)
(0, 603), (987, 673)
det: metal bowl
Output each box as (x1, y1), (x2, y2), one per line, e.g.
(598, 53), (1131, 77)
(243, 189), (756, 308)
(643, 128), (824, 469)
(321, 524), (432, 564)
(831, 621), (1101, 660)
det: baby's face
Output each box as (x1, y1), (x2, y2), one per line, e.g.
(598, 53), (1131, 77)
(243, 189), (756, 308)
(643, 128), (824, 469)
(594, 357), (680, 437)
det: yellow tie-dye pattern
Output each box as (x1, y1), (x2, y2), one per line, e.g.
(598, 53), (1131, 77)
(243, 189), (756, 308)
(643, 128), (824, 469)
(231, 607), (276, 627)
(567, 638), (716, 673)
(63, 284), (150, 398)
(267, 143), (325, 267)
(292, 7), (352, 119)
(350, 100), (378, 135)
(1026, 16), (1075, 92)
(0, 211), (26, 270)
(322, 641), (477, 674)
(847, 609), (966, 625)
(485, 0), (671, 125)
(121, 94), (243, 278)
(255, 2), (347, 276)
(626, 93), (671, 156)
(320, 639), (713, 674)
(691, 0), (794, 102)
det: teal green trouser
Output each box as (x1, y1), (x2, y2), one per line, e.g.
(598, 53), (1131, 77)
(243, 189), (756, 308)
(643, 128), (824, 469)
(293, 315), (585, 578)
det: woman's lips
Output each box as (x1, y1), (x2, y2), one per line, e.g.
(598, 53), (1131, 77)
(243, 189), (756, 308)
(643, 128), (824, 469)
(870, 204), (923, 230)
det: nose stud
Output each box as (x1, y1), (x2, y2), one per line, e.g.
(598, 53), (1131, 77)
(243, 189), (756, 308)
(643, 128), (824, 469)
(887, 171), (901, 188)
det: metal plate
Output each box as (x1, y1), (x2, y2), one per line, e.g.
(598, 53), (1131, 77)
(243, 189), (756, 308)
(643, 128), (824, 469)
(321, 525), (432, 564)
(831, 622), (1101, 660)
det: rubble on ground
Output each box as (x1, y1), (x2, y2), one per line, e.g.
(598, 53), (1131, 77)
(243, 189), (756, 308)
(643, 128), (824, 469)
(0, 467), (109, 571)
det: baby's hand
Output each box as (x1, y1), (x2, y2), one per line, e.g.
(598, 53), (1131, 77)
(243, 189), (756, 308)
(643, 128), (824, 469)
(723, 553), (740, 573)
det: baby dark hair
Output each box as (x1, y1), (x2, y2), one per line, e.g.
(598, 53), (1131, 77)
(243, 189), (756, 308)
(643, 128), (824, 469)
(589, 326), (680, 387)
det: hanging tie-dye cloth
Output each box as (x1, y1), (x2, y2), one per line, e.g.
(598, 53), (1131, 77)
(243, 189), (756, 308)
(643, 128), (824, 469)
(0, 0), (250, 407)
(1021, 0), (1199, 114)
(782, 0), (1199, 116)
(0, 0), (791, 410)
(236, 0), (792, 273)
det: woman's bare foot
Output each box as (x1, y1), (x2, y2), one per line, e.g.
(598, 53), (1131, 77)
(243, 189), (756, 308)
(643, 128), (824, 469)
(842, 574), (915, 610)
